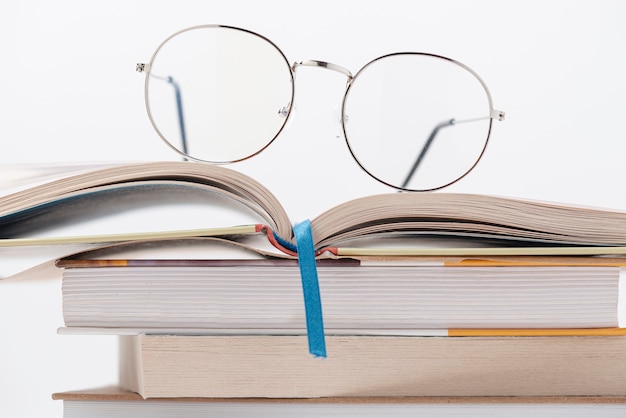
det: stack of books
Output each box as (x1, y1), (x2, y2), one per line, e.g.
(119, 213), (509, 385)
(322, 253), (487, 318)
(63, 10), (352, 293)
(3, 161), (626, 415)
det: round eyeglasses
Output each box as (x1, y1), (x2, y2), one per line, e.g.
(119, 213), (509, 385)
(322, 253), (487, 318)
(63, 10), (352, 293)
(137, 24), (504, 191)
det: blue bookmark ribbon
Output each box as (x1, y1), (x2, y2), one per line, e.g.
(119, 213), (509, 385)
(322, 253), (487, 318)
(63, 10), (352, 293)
(272, 230), (298, 253)
(293, 219), (327, 358)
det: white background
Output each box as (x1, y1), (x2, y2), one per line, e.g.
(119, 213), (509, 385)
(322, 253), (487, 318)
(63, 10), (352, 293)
(1, 0), (625, 416)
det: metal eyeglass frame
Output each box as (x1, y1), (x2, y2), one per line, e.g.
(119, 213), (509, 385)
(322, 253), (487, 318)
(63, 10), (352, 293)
(137, 24), (505, 191)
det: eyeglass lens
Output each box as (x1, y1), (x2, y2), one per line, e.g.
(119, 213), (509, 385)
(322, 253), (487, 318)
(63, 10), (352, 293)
(343, 54), (492, 191)
(143, 25), (497, 191)
(145, 26), (293, 163)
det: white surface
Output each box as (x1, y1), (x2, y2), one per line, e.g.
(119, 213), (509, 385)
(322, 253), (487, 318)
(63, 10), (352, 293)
(1, 0), (626, 416)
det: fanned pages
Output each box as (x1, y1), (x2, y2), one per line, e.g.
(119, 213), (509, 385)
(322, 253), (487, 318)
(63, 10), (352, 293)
(0, 161), (291, 240)
(3, 161), (626, 259)
(310, 193), (626, 248)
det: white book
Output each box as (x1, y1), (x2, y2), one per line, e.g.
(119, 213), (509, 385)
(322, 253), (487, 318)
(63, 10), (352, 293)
(59, 261), (626, 332)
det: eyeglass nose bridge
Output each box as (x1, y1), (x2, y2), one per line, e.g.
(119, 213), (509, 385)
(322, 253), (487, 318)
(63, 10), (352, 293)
(291, 60), (353, 134)
(292, 60), (354, 81)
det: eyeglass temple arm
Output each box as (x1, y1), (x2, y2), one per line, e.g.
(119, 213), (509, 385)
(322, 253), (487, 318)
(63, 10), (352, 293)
(400, 110), (505, 189)
(400, 119), (455, 189)
(137, 64), (188, 158)
(165, 76), (188, 156)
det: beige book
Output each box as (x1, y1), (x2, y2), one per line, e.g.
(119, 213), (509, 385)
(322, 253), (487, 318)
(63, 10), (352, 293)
(120, 334), (626, 399)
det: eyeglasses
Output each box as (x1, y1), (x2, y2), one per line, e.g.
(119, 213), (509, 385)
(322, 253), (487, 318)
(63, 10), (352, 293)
(137, 25), (504, 191)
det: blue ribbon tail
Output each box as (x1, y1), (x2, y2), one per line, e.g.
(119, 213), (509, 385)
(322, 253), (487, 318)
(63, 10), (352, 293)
(293, 219), (327, 358)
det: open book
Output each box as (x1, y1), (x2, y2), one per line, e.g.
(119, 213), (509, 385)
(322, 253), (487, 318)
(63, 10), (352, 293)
(3, 161), (626, 259)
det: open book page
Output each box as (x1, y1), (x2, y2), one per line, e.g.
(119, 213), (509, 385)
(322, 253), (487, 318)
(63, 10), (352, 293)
(0, 161), (291, 232)
(0, 162), (291, 243)
(0, 182), (262, 242)
(311, 193), (626, 250)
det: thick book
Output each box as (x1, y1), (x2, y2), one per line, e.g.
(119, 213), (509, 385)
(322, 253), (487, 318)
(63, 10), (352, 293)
(57, 260), (626, 332)
(119, 334), (626, 398)
(4, 160), (626, 260)
(52, 387), (626, 417)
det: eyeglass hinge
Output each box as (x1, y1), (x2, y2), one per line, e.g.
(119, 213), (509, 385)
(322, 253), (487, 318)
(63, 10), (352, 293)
(491, 109), (505, 121)
(136, 63), (151, 73)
